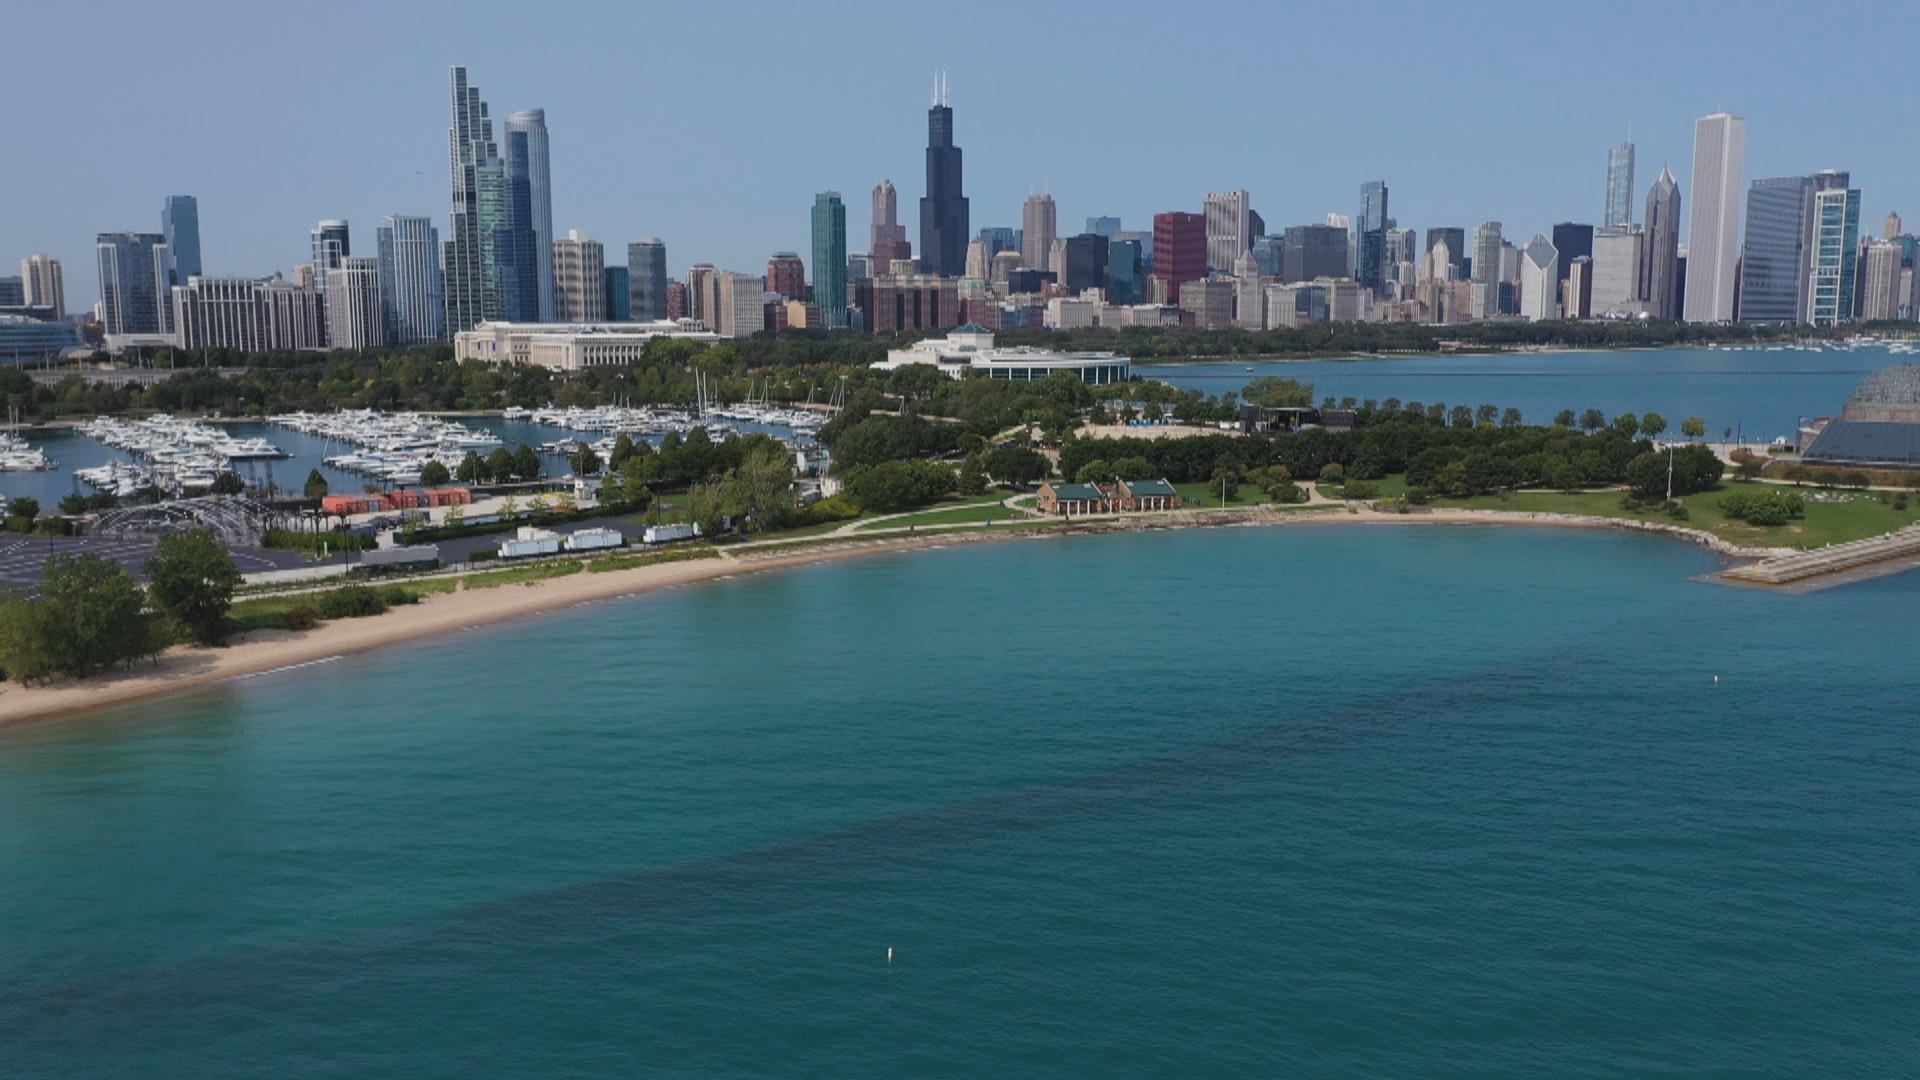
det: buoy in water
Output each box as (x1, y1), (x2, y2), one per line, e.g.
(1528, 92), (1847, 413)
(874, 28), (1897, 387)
(1713, 675), (1720, 684)
(887, 947), (894, 964)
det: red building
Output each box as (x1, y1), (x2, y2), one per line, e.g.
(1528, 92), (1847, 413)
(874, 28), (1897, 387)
(766, 253), (807, 301)
(870, 274), (961, 333)
(1152, 211), (1206, 305)
(872, 239), (913, 276)
(666, 281), (689, 321)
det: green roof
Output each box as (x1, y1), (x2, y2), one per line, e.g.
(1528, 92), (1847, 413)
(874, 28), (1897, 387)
(1049, 483), (1107, 501)
(1123, 478), (1176, 496)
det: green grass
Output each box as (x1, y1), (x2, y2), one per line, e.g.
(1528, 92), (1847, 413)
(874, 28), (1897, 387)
(1434, 483), (1920, 549)
(855, 498), (1022, 531)
(457, 560), (587, 590)
(1172, 481), (1272, 509)
(749, 517), (863, 541)
(586, 546), (720, 573)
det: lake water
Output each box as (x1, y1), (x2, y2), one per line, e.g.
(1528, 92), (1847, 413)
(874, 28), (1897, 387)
(2, 525), (1915, 1077)
(1139, 343), (1893, 441)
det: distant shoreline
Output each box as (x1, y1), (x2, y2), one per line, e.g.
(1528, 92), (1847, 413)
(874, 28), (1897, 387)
(0, 505), (1794, 732)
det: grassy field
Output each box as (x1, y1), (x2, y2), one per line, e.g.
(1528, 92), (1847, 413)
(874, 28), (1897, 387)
(855, 497), (1022, 531)
(1172, 481), (1273, 509)
(585, 547), (720, 573)
(457, 560), (587, 590)
(1435, 483), (1920, 548)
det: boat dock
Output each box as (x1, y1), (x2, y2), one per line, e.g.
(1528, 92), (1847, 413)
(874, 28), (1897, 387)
(1720, 524), (1920, 589)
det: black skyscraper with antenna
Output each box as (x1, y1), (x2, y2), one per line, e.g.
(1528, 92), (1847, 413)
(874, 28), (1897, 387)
(918, 71), (969, 277)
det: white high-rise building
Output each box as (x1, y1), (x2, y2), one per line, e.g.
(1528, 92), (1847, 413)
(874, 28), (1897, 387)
(1204, 189), (1252, 273)
(1862, 240), (1904, 322)
(504, 109), (555, 321)
(325, 256), (388, 350)
(1682, 112), (1747, 322)
(377, 215), (444, 344)
(551, 229), (605, 322)
(1591, 226), (1646, 316)
(1470, 222), (1503, 318)
(1518, 234), (1559, 322)
(1233, 251), (1265, 329)
(172, 277), (271, 352)
(1022, 194), (1056, 272)
(713, 271), (764, 339)
(20, 254), (63, 318)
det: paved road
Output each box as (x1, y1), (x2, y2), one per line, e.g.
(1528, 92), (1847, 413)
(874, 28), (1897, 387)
(0, 534), (306, 593)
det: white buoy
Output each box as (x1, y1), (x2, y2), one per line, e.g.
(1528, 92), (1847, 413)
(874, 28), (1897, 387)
(887, 947), (894, 964)
(1713, 675), (1720, 684)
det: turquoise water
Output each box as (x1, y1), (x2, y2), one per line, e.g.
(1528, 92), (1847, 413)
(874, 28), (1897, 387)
(2, 526), (1917, 1077)
(1139, 343), (1888, 441)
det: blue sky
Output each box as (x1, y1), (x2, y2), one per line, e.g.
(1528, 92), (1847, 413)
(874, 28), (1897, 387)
(6, 0), (1917, 309)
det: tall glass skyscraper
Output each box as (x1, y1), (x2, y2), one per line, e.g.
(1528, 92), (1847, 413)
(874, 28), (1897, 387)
(310, 219), (350, 293)
(1357, 181), (1389, 292)
(918, 73), (968, 277)
(1605, 141), (1636, 228)
(627, 239), (667, 320)
(1737, 176), (1815, 324)
(504, 110), (555, 321)
(162, 195), (202, 285)
(94, 232), (169, 337)
(377, 215), (444, 344)
(496, 128), (540, 321)
(444, 66), (498, 334)
(811, 192), (848, 329)
(1641, 168), (1682, 320)
(603, 266), (630, 321)
(1808, 170), (1861, 327)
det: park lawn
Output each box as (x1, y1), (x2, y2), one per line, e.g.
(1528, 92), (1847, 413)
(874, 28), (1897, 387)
(855, 497), (1020, 531)
(1435, 483), (1920, 548)
(586, 546), (720, 573)
(750, 517), (865, 541)
(228, 577), (459, 633)
(1173, 481), (1271, 509)
(458, 560), (587, 590)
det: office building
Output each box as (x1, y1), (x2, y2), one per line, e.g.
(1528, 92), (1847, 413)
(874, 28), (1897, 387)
(603, 267), (630, 321)
(871, 179), (911, 274)
(1551, 224), (1593, 292)
(1204, 189), (1252, 272)
(1283, 224), (1350, 283)
(811, 191), (848, 327)
(1086, 216), (1121, 239)
(870, 273), (960, 332)
(918, 74), (969, 277)
(493, 125), (542, 322)
(1565, 256), (1594, 319)
(172, 277), (269, 352)
(1250, 235), (1285, 279)
(766, 252), (806, 300)
(0, 278), (21, 307)
(503, 109), (555, 320)
(1178, 276), (1235, 329)
(1152, 211), (1206, 303)
(1106, 239), (1143, 304)
(1737, 176), (1815, 323)
(20, 255), (64, 319)
(376, 215), (444, 344)
(310, 219), (350, 294)
(1590, 226), (1645, 315)
(665, 281), (688, 321)
(1642, 167), (1682, 319)
(0, 315), (82, 362)
(1606, 141), (1636, 227)
(1357, 181), (1389, 292)
(1862, 241), (1904, 322)
(551, 230), (605, 322)
(1022, 193), (1057, 273)
(1683, 112), (1747, 322)
(626, 239), (668, 320)
(1807, 170), (1862, 327)
(1061, 233), (1109, 294)
(95, 231), (169, 338)
(1426, 228), (1467, 279)
(454, 319), (718, 369)
(1232, 252), (1264, 329)
(325, 257), (388, 350)
(713, 271), (765, 338)
(1470, 222), (1503, 318)
(162, 195), (202, 286)
(444, 66), (498, 335)
(1519, 235), (1558, 321)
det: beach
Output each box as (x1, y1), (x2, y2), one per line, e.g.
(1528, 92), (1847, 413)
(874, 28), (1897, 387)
(0, 505), (1801, 730)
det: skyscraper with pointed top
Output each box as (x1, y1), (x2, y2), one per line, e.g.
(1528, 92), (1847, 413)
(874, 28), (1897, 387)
(1641, 166), (1682, 319)
(918, 72), (968, 277)
(1606, 140), (1636, 228)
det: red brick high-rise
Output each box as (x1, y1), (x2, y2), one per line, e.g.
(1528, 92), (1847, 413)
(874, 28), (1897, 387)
(766, 252), (807, 301)
(1152, 211), (1206, 305)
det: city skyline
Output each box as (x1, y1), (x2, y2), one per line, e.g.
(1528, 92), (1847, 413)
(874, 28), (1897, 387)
(9, 1), (1920, 311)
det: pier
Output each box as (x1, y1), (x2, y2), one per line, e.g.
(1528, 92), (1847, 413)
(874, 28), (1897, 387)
(1720, 524), (1920, 587)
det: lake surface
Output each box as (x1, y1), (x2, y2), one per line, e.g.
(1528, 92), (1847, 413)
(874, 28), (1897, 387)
(2, 525), (1915, 1077)
(1139, 343), (1894, 441)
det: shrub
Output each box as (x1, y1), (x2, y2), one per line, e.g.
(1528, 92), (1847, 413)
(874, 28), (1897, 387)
(380, 585), (421, 607)
(1342, 480), (1380, 500)
(1318, 462), (1346, 485)
(285, 605), (321, 631)
(1720, 488), (1804, 527)
(317, 585), (389, 620)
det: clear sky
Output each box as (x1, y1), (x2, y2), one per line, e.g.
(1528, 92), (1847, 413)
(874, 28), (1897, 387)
(7, 0), (1917, 310)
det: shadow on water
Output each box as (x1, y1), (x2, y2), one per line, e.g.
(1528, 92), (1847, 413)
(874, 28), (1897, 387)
(0, 646), (1571, 1036)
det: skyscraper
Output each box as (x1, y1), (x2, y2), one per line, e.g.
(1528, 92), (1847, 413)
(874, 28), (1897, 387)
(1682, 112), (1747, 322)
(1606, 141), (1636, 228)
(310, 219), (350, 294)
(495, 126), (541, 321)
(917, 73), (968, 277)
(1590, 226), (1645, 315)
(326, 257), (387, 350)
(1063, 233), (1109, 294)
(503, 110), (555, 321)
(552, 230), (605, 322)
(1641, 167), (1682, 319)
(1086, 216), (1122, 239)
(1282, 225), (1349, 283)
(1550, 224), (1593, 292)
(1204, 190), (1252, 273)
(377, 214), (444, 344)
(1021, 194), (1056, 273)
(1737, 175), (1815, 324)
(444, 66), (498, 335)
(162, 195), (202, 285)
(20, 255), (63, 319)
(1357, 181), (1389, 292)
(1519, 235), (1559, 322)
(811, 191), (848, 328)
(628, 239), (667, 320)
(603, 267), (630, 321)
(1807, 169), (1861, 327)
(1152, 211), (1206, 303)
(1471, 222), (1503, 318)
(1862, 240), (1903, 321)
(1426, 228), (1467, 279)
(869, 179), (911, 275)
(95, 232), (169, 337)
(766, 252), (807, 301)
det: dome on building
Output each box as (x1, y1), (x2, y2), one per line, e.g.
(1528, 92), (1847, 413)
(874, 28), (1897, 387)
(1841, 363), (1920, 423)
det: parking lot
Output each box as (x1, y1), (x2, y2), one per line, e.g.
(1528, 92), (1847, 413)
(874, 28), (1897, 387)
(0, 535), (308, 593)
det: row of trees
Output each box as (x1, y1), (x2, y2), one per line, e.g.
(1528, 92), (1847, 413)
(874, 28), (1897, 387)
(0, 530), (240, 685)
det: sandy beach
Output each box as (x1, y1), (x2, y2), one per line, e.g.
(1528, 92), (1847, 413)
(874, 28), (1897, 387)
(0, 507), (1776, 730)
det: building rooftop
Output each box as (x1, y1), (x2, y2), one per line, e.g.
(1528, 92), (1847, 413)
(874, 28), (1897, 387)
(1802, 419), (1920, 467)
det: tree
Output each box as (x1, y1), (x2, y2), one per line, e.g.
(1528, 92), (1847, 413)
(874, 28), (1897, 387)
(1640, 412), (1668, 441)
(1208, 466), (1239, 502)
(145, 529), (241, 646)
(609, 433), (637, 469)
(211, 471), (246, 495)
(1450, 405), (1475, 429)
(1681, 416), (1707, 440)
(512, 444), (542, 481)
(1580, 409), (1606, 432)
(1112, 455), (1154, 480)
(956, 454), (987, 495)
(35, 553), (149, 678)
(1476, 403), (1499, 425)
(303, 469), (330, 499)
(1612, 412), (1641, 438)
(1501, 408), (1525, 429)
(9, 496), (39, 531)
(455, 452), (486, 484)
(420, 460), (452, 486)
(1318, 462), (1346, 486)
(486, 447), (516, 481)
(1243, 376), (1314, 408)
(1554, 409), (1577, 428)
(1075, 459), (1116, 484)
(983, 445), (1050, 485)
(727, 443), (796, 532)
(570, 445), (602, 477)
